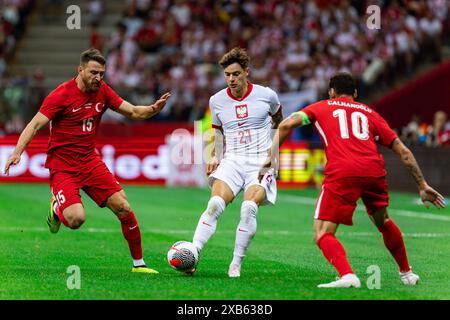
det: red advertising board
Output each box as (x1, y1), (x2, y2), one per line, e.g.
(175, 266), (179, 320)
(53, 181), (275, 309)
(0, 134), (325, 187)
(0, 135), (167, 184)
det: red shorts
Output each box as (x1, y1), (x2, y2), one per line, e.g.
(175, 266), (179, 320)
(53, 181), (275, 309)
(49, 161), (122, 212)
(314, 177), (389, 226)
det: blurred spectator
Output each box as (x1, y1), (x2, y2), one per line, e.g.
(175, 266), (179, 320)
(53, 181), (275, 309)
(427, 111), (450, 147)
(419, 10), (443, 62)
(28, 68), (46, 118)
(127, 0), (151, 19)
(401, 114), (421, 146)
(87, 0), (104, 25)
(417, 121), (431, 146)
(89, 22), (104, 52)
(134, 14), (162, 53)
(2, 74), (29, 133)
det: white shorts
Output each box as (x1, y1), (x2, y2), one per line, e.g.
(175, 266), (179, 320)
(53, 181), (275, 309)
(208, 157), (277, 205)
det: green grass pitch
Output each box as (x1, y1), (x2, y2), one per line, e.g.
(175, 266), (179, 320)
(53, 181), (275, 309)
(0, 184), (449, 300)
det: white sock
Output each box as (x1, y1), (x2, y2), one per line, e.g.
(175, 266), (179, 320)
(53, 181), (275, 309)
(232, 200), (258, 266)
(192, 196), (226, 252)
(133, 258), (145, 267)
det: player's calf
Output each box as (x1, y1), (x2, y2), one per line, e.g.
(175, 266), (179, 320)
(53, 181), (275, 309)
(192, 196), (226, 253)
(229, 201), (258, 273)
(377, 219), (411, 273)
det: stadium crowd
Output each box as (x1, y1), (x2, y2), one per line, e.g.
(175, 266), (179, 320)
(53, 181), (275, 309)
(100, 0), (449, 122)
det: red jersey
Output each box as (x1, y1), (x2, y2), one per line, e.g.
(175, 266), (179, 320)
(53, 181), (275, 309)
(39, 78), (123, 171)
(301, 97), (397, 181)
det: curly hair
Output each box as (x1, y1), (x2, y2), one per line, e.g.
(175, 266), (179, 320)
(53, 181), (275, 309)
(219, 47), (250, 69)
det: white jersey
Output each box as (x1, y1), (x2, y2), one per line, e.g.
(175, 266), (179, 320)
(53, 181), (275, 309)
(210, 83), (281, 162)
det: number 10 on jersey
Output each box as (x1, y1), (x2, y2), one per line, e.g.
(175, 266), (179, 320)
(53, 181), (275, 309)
(333, 109), (369, 140)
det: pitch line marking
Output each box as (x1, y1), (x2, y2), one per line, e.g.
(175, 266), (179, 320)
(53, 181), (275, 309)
(1, 226), (450, 238)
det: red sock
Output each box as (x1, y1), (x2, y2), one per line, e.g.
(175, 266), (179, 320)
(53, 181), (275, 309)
(55, 203), (70, 227)
(118, 211), (143, 260)
(317, 233), (353, 277)
(378, 219), (410, 272)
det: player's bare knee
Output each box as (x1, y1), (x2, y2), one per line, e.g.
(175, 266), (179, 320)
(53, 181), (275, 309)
(67, 213), (85, 229)
(244, 186), (265, 206)
(70, 217), (85, 229)
(114, 200), (132, 217)
(62, 206), (85, 229)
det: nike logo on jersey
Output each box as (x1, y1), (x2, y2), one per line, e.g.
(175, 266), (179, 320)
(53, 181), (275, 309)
(72, 107), (82, 112)
(202, 221), (213, 227)
(129, 225), (138, 231)
(237, 121), (247, 127)
(238, 228), (248, 232)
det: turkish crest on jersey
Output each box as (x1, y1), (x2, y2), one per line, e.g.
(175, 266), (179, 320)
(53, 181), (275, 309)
(235, 104), (248, 119)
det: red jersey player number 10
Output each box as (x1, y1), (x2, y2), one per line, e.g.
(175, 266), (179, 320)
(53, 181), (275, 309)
(333, 109), (369, 140)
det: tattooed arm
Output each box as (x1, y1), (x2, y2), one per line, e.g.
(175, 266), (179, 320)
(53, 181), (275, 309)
(391, 138), (446, 208)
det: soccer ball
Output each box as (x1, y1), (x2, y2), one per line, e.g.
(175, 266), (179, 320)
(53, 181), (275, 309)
(167, 241), (199, 272)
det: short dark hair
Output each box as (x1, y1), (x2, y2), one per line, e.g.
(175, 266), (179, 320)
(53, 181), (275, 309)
(80, 48), (106, 66)
(219, 47), (250, 69)
(329, 72), (356, 96)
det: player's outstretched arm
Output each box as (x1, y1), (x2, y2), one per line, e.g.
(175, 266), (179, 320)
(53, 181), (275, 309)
(4, 112), (49, 175)
(258, 111), (308, 182)
(391, 138), (446, 209)
(116, 92), (171, 120)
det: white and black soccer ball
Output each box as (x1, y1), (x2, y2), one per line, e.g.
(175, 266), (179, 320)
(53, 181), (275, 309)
(167, 241), (199, 272)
